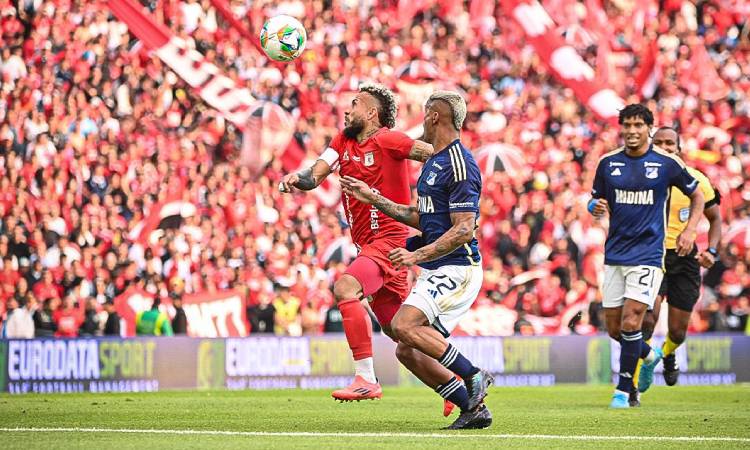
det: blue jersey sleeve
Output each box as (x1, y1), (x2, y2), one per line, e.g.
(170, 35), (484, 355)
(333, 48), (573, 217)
(448, 173), (481, 212)
(668, 159), (698, 196)
(591, 159), (605, 199)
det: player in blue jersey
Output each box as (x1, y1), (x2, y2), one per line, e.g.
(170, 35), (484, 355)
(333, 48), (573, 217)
(588, 104), (705, 408)
(341, 91), (492, 429)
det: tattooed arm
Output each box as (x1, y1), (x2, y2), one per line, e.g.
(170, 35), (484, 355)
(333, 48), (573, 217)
(406, 139), (435, 163)
(412, 211), (474, 264)
(339, 176), (420, 229)
(279, 159), (332, 192)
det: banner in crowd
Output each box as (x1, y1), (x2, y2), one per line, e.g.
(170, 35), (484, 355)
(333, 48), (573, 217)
(183, 290), (247, 338)
(107, 0), (341, 207)
(501, 0), (625, 121)
(113, 288), (246, 338)
(1, 334), (748, 394)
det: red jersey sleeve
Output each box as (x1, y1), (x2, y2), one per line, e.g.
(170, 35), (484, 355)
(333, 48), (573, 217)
(375, 130), (414, 160)
(329, 132), (346, 154)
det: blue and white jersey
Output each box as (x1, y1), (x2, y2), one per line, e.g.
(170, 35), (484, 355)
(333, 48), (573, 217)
(410, 139), (482, 270)
(591, 145), (698, 268)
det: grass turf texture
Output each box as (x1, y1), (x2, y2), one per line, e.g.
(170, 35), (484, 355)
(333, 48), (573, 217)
(1, 385), (749, 449)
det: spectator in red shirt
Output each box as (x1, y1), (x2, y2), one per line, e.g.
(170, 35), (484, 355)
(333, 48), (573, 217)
(52, 295), (82, 337)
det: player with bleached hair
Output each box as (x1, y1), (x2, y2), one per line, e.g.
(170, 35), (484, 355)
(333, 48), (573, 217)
(341, 91), (493, 429)
(280, 83), (450, 403)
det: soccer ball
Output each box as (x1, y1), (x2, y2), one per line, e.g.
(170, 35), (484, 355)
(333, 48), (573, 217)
(259, 15), (307, 62)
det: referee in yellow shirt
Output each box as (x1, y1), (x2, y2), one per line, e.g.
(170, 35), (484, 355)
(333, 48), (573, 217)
(639, 127), (722, 396)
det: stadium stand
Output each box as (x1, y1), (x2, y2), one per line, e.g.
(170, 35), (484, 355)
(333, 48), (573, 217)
(0, 0), (748, 338)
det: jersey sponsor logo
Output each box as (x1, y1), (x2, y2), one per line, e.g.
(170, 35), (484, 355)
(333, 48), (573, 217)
(418, 195), (435, 213)
(364, 152), (374, 167)
(609, 161), (625, 167)
(645, 167), (659, 179)
(611, 168), (621, 176)
(644, 162), (662, 167)
(370, 187), (381, 229)
(449, 201), (475, 209)
(352, 155), (361, 162)
(432, 162), (443, 170)
(679, 207), (690, 222)
(615, 189), (654, 205)
(426, 171), (437, 185)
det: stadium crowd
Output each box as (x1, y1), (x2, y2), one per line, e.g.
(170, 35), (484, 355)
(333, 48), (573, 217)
(0, 0), (748, 338)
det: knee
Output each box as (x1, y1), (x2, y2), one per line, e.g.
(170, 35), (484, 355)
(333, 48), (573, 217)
(391, 317), (413, 346)
(621, 305), (646, 332)
(669, 328), (687, 345)
(333, 276), (360, 303)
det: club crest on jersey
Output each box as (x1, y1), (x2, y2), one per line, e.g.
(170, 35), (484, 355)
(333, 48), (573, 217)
(679, 207), (690, 222)
(645, 167), (659, 179)
(426, 171), (437, 185)
(364, 152), (374, 167)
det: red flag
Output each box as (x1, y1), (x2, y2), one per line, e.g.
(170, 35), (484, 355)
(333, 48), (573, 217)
(631, 0), (652, 52)
(634, 42), (662, 99)
(128, 178), (190, 246)
(208, 0), (264, 54)
(596, 35), (612, 86)
(501, 0), (625, 121)
(396, 0), (434, 30)
(689, 39), (730, 102)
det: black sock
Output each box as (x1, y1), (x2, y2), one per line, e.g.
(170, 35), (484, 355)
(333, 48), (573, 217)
(438, 344), (479, 379)
(617, 330), (642, 392)
(640, 339), (652, 360)
(436, 376), (470, 411)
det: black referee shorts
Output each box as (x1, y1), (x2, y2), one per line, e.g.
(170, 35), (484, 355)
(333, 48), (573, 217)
(657, 247), (701, 312)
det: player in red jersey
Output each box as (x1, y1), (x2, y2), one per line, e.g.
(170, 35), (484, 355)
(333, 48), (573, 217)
(280, 84), (452, 402)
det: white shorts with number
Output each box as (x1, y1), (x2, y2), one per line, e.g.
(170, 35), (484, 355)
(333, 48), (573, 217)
(602, 264), (664, 308)
(404, 264), (483, 337)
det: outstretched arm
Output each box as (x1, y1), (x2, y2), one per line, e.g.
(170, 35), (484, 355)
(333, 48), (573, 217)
(279, 159), (332, 192)
(339, 176), (420, 229)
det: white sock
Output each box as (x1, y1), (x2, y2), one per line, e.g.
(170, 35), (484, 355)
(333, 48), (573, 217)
(643, 349), (656, 364)
(354, 357), (376, 383)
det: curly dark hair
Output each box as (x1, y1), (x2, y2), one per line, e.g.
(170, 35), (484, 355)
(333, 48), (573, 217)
(618, 103), (654, 126)
(359, 83), (398, 129)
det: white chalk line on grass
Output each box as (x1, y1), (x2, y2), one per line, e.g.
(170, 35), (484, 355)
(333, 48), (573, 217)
(1, 427), (749, 443)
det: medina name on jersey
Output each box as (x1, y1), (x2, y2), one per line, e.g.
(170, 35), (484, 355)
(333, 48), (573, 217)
(591, 145), (698, 268)
(412, 139), (482, 271)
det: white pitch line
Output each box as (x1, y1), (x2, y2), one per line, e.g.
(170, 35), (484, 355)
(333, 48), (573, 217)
(0, 427), (749, 443)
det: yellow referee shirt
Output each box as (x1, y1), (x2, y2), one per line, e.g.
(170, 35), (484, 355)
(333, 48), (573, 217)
(665, 166), (718, 250)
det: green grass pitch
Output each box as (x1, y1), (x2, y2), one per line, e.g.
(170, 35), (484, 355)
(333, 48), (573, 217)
(1, 385), (749, 449)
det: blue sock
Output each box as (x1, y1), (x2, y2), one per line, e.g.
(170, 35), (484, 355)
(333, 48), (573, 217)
(640, 340), (652, 360)
(436, 377), (470, 411)
(617, 330), (642, 392)
(438, 344), (479, 379)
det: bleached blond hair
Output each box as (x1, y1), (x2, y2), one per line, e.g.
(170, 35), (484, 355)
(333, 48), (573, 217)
(359, 83), (398, 129)
(428, 91), (467, 131)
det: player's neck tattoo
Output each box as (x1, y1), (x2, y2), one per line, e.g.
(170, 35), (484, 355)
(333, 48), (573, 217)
(357, 127), (378, 144)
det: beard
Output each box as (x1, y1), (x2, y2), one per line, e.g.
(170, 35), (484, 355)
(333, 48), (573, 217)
(343, 117), (365, 139)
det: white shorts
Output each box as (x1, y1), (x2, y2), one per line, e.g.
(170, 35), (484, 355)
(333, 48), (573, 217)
(602, 264), (664, 309)
(404, 264), (483, 337)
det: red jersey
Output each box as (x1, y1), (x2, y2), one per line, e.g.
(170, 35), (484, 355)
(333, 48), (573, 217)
(329, 128), (414, 247)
